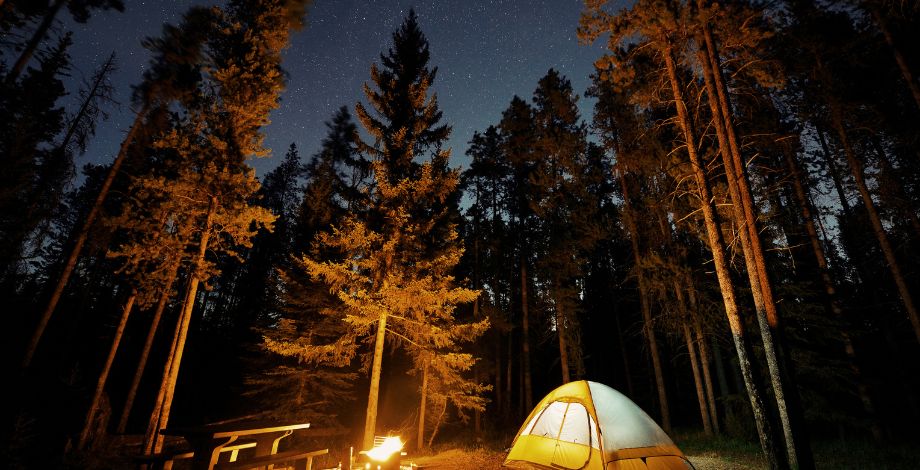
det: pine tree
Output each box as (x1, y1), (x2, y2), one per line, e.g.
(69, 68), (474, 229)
(581, 2), (783, 466)
(22, 6), (219, 369)
(137, 0), (309, 453)
(279, 10), (486, 450)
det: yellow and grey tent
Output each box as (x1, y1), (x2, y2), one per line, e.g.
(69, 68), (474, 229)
(503, 380), (693, 470)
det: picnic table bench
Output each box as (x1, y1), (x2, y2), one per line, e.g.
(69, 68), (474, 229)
(214, 447), (329, 470)
(135, 441), (256, 469)
(137, 421), (324, 470)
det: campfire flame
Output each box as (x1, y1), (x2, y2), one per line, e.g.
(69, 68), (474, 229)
(366, 436), (403, 462)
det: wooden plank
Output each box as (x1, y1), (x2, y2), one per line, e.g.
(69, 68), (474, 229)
(134, 441), (257, 468)
(213, 448), (329, 470)
(161, 422), (310, 439)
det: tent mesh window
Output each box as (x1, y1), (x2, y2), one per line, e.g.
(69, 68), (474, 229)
(520, 401), (600, 449)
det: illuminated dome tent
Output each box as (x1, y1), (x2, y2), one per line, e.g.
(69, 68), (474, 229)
(503, 380), (693, 469)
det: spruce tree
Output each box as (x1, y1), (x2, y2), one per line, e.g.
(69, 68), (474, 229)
(280, 10), (486, 450)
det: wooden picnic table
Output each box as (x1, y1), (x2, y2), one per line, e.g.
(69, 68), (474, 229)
(159, 421), (310, 470)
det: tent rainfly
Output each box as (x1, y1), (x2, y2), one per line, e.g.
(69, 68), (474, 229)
(503, 380), (693, 469)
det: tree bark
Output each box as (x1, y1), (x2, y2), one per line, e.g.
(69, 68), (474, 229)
(829, 103), (920, 344)
(698, 22), (812, 467)
(427, 398), (447, 448)
(77, 290), (136, 448)
(677, 282), (712, 435)
(694, 316), (720, 434)
(364, 310), (388, 450)
(417, 358), (429, 452)
(5, 0), (67, 84)
(662, 41), (780, 469)
(23, 107), (147, 370)
(116, 261), (180, 434)
(142, 285), (188, 455)
(143, 197), (215, 454)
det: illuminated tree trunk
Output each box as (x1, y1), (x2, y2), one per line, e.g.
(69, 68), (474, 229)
(417, 358), (429, 452)
(662, 42), (780, 469)
(23, 108), (146, 369)
(117, 261), (180, 434)
(828, 101), (920, 344)
(4, 0), (66, 84)
(143, 197), (215, 454)
(696, 34), (800, 468)
(77, 290), (136, 448)
(427, 397), (447, 448)
(520, 259), (533, 411)
(363, 311), (388, 450)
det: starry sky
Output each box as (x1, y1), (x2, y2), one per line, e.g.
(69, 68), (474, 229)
(66, 0), (619, 178)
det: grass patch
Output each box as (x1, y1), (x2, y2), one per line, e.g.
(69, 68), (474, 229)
(672, 429), (766, 469)
(673, 429), (916, 470)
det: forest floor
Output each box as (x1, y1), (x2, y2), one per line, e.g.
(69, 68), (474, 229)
(403, 430), (915, 470)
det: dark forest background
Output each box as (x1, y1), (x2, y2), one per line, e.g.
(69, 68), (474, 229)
(1, 0), (919, 469)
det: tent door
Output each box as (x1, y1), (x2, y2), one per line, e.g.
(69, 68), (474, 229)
(550, 402), (593, 469)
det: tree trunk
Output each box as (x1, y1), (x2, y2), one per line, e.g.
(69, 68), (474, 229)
(494, 332), (502, 417)
(694, 317), (720, 434)
(520, 259), (533, 411)
(5, 0), (66, 84)
(555, 282), (571, 384)
(699, 24), (810, 468)
(618, 170), (669, 429)
(678, 281), (712, 435)
(712, 339), (730, 397)
(417, 358), (429, 452)
(783, 143), (882, 441)
(142, 287), (187, 455)
(23, 107), (147, 370)
(427, 398), (447, 448)
(143, 197), (215, 454)
(77, 290), (136, 448)
(869, 5), (920, 111)
(506, 332), (513, 417)
(829, 103), (920, 344)
(364, 311), (388, 450)
(814, 125), (853, 217)
(116, 261), (180, 434)
(871, 137), (920, 238)
(662, 41), (781, 469)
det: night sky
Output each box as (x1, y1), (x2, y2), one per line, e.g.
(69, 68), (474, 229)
(66, 0), (616, 178)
